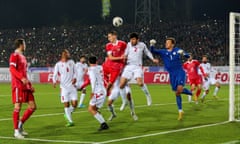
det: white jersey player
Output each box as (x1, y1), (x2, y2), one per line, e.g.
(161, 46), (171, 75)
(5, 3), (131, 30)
(119, 32), (158, 109)
(199, 55), (220, 102)
(75, 56), (88, 108)
(53, 49), (77, 127)
(80, 56), (109, 131)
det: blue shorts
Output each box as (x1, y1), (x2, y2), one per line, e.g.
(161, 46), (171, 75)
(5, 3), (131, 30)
(169, 69), (186, 91)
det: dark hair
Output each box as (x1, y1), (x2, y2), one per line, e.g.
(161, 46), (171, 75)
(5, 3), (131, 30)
(166, 37), (176, 45)
(202, 55), (208, 58)
(14, 38), (25, 48)
(80, 55), (86, 59)
(129, 32), (139, 39)
(108, 30), (118, 36)
(89, 56), (97, 64)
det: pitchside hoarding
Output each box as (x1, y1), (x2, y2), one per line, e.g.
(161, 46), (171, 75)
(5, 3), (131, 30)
(0, 67), (239, 84)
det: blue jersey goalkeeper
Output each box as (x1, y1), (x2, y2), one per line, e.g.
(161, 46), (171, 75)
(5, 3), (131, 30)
(150, 37), (192, 120)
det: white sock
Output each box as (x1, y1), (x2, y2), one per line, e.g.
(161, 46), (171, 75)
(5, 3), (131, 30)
(79, 93), (86, 105)
(188, 95), (192, 102)
(64, 107), (73, 123)
(94, 112), (105, 124)
(141, 84), (151, 98)
(119, 88), (127, 104)
(213, 87), (219, 96)
(108, 105), (116, 115)
(14, 129), (19, 134)
(69, 105), (74, 113)
(129, 98), (135, 113)
(201, 91), (207, 99)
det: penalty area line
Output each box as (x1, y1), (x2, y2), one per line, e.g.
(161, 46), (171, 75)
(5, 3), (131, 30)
(0, 136), (95, 144)
(97, 121), (230, 144)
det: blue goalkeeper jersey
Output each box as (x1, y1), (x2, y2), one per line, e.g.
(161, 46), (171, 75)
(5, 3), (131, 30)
(150, 46), (189, 73)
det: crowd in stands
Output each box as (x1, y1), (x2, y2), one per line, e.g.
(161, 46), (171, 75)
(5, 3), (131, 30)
(0, 20), (227, 67)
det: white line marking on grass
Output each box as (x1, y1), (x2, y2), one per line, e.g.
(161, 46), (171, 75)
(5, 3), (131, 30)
(221, 140), (240, 144)
(0, 98), (228, 122)
(97, 121), (230, 144)
(0, 136), (95, 143)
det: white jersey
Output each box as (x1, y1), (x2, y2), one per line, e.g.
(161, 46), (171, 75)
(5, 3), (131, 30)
(88, 65), (105, 94)
(125, 42), (154, 66)
(53, 59), (77, 89)
(76, 62), (88, 81)
(199, 62), (215, 78)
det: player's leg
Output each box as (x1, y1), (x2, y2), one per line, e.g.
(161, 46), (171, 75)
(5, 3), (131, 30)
(13, 102), (24, 139)
(78, 88), (86, 108)
(19, 92), (36, 136)
(213, 80), (220, 98)
(201, 79), (210, 102)
(107, 69), (120, 95)
(89, 93), (108, 131)
(61, 89), (74, 126)
(135, 67), (152, 106)
(119, 67), (131, 111)
(125, 85), (138, 121)
(107, 82), (119, 121)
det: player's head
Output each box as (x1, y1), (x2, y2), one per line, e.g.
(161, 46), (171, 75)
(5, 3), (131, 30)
(129, 32), (139, 46)
(165, 37), (176, 49)
(80, 55), (86, 63)
(107, 31), (118, 43)
(14, 38), (26, 52)
(202, 55), (208, 63)
(61, 49), (70, 60)
(88, 56), (97, 65)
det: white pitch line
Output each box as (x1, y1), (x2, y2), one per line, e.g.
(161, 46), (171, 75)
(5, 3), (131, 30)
(0, 136), (95, 144)
(221, 140), (240, 144)
(0, 98), (228, 122)
(97, 121), (230, 144)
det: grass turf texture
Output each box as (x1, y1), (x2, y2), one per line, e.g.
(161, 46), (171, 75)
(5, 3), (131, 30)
(0, 83), (239, 144)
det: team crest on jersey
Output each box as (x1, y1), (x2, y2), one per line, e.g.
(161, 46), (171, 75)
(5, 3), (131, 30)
(173, 52), (176, 55)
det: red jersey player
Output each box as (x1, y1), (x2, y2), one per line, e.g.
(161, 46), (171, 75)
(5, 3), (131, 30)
(183, 54), (206, 103)
(9, 39), (36, 139)
(102, 31), (127, 94)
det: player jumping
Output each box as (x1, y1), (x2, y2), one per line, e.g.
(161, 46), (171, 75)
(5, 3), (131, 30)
(80, 56), (109, 131)
(119, 32), (158, 111)
(9, 39), (37, 139)
(183, 54), (206, 103)
(200, 55), (221, 102)
(150, 38), (192, 120)
(53, 49), (78, 127)
(75, 55), (88, 108)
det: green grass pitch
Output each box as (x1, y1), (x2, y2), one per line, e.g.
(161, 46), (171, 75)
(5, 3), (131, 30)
(0, 83), (240, 144)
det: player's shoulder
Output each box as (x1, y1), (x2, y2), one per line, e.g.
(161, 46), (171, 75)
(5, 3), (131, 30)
(138, 41), (146, 46)
(68, 59), (75, 64)
(118, 40), (127, 45)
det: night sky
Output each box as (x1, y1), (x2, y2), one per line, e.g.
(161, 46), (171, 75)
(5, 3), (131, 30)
(0, 0), (239, 28)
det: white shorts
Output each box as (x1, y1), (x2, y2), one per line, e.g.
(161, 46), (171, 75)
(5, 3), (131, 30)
(89, 91), (106, 108)
(121, 65), (143, 80)
(60, 87), (78, 103)
(75, 80), (84, 89)
(108, 77), (120, 101)
(202, 77), (218, 90)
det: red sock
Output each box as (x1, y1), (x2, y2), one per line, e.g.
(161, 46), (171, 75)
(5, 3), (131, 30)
(196, 89), (202, 97)
(21, 108), (35, 124)
(13, 109), (20, 129)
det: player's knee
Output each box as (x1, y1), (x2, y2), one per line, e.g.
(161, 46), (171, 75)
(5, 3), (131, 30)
(108, 99), (113, 106)
(82, 89), (86, 93)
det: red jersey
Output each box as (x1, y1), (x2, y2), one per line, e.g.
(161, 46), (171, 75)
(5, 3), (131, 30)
(183, 60), (205, 80)
(9, 51), (30, 90)
(104, 40), (127, 70)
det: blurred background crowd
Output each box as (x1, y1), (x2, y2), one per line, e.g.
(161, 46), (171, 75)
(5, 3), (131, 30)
(0, 19), (226, 67)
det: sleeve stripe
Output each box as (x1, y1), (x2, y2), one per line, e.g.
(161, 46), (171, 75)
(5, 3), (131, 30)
(10, 62), (16, 67)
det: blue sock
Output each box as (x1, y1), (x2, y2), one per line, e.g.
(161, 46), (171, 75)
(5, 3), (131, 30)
(176, 95), (182, 110)
(182, 88), (192, 95)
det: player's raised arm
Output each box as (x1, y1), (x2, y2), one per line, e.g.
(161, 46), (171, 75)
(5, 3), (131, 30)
(72, 60), (77, 85)
(177, 48), (190, 58)
(149, 39), (164, 56)
(143, 43), (159, 64)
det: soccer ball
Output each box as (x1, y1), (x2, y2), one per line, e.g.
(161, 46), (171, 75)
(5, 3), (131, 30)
(113, 16), (123, 27)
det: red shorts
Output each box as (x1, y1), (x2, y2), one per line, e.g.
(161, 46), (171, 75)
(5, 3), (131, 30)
(103, 64), (121, 85)
(12, 87), (35, 104)
(189, 77), (202, 86)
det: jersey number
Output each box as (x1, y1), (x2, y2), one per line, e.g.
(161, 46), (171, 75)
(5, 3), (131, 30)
(134, 47), (138, 52)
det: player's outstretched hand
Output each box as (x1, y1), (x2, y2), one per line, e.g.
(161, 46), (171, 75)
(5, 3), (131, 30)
(21, 78), (28, 85)
(152, 59), (159, 64)
(177, 49), (184, 55)
(150, 39), (156, 46)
